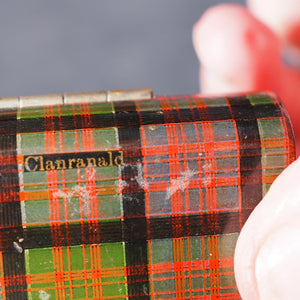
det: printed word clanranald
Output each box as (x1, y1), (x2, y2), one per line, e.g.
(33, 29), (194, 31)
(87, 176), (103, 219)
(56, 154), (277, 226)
(23, 150), (124, 172)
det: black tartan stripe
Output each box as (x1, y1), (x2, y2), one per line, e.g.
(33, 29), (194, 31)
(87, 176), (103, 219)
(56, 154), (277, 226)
(114, 101), (150, 299)
(0, 211), (241, 250)
(17, 95), (278, 133)
(227, 97), (262, 225)
(0, 109), (28, 299)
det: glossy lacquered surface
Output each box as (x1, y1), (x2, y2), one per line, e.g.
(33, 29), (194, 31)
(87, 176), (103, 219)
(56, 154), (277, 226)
(0, 92), (294, 299)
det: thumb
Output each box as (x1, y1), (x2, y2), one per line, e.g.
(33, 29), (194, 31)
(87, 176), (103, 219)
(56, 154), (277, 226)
(234, 157), (300, 299)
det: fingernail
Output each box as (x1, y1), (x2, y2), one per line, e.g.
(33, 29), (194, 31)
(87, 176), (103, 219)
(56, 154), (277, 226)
(255, 226), (300, 299)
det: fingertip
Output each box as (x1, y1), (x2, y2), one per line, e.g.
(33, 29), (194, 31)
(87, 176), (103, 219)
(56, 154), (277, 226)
(193, 4), (281, 93)
(199, 67), (252, 94)
(193, 4), (250, 72)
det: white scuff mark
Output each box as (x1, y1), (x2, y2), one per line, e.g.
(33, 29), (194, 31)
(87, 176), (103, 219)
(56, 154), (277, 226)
(202, 175), (213, 186)
(142, 284), (149, 295)
(53, 189), (76, 202)
(52, 166), (96, 217)
(39, 290), (51, 300)
(148, 125), (157, 131)
(135, 162), (148, 190)
(13, 241), (23, 253)
(52, 185), (90, 217)
(117, 162), (148, 191)
(203, 162), (212, 171)
(166, 169), (197, 199)
(74, 186), (89, 216)
(118, 179), (128, 189)
(201, 161), (214, 186)
(85, 166), (96, 181)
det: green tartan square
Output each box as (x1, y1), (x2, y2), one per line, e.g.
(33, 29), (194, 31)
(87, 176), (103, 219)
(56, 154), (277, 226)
(248, 93), (274, 105)
(136, 98), (163, 112)
(218, 233), (239, 292)
(61, 130), (78, 153)
(172, 97), (192, 109)
(25, 243), (127, 299)
(23, 163), (121, 226)
(87, 102), (114, 115)
(19, 132), (47, 155)
(262, 154), (285, 168)
(23, 171), (48, 190)
(257, 117), (286, 196)
(218, 233), (239, 259)
(62, 128), (118, 153)
(150, 238), (175, 298)
(201, 96), (228, 107)
(18, 101), (114, 119)
(25, 248), (56, 299)
(24, 199), (50, 225)
(97, 194), (122, 220)
(17, 105), (48, 119)
(20, 128), (118, 156)
(92, 128), (119, 150)
(258, 118), (285, 139)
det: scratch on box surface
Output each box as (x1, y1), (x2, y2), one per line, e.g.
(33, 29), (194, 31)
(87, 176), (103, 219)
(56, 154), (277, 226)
(13, 241), (23, 253)
(135, 162), (148, 190)
(166, 168), (197, 199)
(39, 290), (50, 300)
(52, 166), (96, 217)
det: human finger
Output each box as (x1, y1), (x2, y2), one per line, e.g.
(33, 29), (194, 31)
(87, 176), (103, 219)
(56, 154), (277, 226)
(192, 4), (282, 94)
(248, 0), (300, 49)
(247, 0), (300, 150)
(193, 4), (300, 152)
(234, 157), (300, 299)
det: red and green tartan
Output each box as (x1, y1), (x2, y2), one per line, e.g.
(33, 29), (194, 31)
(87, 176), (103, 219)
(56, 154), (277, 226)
(0, 93), (294, 299)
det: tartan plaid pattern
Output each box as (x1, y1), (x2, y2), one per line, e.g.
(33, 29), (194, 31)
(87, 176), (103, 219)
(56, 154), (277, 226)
(0, 93), (294, 299)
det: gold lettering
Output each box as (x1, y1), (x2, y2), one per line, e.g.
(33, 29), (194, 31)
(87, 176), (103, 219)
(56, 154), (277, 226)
(98, 157), (108, 167)
(24, 155), (40, 172)
(68, 158), (76, 169)
(86, 157), (96, 167)
(24, 151), (124, 172)
(76, 158), (86, 168)
(56, 159), (66, 170)
(39, 155), (45, 171)
(114, 151), (124, 166)
(108, 151), (113, 166)
(45, 160), (55, 171)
